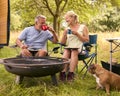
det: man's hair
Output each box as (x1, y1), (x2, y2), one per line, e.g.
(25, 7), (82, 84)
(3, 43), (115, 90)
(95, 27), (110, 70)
(35, 15), (46, 23)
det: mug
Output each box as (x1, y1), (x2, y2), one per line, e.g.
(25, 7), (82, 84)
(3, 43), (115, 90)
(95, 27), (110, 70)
(41, 25), (48, 31)
(67, 29), (72, 34)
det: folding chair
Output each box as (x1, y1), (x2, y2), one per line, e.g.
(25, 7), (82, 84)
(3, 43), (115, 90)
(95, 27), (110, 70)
(78, 34), (97, 79)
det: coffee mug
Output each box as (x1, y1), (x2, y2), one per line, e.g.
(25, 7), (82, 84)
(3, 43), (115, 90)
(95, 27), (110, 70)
(67, 29), (72, 34)
(41, 25), (48, 31)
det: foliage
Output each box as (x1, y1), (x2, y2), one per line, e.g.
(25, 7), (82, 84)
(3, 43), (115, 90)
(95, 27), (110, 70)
(11, 0), (43, 28)
(10, 0), (120, 33)
(89, 7), (120, 32)
(10, 0), (22, 31)
(111, 0), (120, 7)
(11, 0), (68, 34)
(10, 13), (22, 31)
(65, 0), (100, 23)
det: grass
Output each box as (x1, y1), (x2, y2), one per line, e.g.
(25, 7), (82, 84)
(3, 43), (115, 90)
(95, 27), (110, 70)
(0, 31), (120, 96)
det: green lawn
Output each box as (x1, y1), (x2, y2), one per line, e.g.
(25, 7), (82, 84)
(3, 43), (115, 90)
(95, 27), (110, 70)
(0, 32), (120, 96)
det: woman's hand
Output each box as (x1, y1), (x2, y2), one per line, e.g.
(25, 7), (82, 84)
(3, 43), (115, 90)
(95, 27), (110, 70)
(71, 30), (78, 35)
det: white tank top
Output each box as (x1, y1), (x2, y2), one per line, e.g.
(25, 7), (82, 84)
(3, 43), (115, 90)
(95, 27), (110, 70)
(65, 24), (85, 49)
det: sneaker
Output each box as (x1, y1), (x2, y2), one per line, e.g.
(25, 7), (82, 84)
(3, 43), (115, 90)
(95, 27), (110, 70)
(67, 72), (74, 81)
(59, 72), (66, 81)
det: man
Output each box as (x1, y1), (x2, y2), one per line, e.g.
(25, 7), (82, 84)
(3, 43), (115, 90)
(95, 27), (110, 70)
(16, 15), (58, 57)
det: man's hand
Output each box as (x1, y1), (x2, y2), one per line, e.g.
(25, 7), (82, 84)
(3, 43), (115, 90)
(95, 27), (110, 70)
(20, 44), (28, 49)
(48, 26), (55, 33)
(21, 48), (32, 57)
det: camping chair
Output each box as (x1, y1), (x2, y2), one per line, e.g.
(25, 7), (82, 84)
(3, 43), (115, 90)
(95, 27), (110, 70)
(78, 34), (97, 79)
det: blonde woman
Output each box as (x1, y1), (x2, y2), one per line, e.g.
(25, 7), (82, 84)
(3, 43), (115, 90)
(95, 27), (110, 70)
(60, 11), (89, 81)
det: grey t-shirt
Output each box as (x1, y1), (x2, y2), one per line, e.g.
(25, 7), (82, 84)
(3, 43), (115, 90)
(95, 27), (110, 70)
(18, 26), (53, 50)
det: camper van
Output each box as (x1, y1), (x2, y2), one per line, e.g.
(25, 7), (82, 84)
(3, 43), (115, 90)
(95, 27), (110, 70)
(0, 0), (10, 48)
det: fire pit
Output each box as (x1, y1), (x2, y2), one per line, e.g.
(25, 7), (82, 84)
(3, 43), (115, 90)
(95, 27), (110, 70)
(1, 56), (69, 85)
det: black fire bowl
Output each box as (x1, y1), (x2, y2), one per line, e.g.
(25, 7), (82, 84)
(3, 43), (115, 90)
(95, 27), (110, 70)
(1, 56), (69, 85)
(3, 56), (69, 77)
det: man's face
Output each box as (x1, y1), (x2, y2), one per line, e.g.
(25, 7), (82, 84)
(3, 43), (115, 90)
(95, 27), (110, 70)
(36, 18), (46, 30)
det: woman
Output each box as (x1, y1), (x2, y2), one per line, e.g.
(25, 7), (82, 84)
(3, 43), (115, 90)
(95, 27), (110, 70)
(60, 11), (89, 81)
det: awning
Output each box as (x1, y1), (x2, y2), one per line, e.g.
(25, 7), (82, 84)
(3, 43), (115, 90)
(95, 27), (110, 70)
(0, 0), (10, 47)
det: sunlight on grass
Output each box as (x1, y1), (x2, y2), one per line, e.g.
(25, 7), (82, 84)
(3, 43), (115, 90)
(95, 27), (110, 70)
(97, 32), (120, 63)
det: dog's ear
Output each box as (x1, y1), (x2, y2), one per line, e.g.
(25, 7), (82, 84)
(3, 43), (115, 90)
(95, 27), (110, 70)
(94, 64), (105, 74)
(88, 64), (96, 70)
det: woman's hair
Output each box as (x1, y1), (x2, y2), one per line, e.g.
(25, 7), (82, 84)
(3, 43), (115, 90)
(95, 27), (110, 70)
(35, 15), (46, 23)
(64, 10), (79, 23)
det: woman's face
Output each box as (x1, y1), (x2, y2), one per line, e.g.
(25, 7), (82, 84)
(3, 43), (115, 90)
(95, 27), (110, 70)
(65, 15), (74, 26)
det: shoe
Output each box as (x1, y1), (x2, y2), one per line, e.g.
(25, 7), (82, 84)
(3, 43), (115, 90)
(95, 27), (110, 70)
(59, 72), (66, 81)
(67, 72), (74, 81)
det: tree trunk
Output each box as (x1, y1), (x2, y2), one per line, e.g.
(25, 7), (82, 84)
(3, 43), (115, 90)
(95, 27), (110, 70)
(53, 16), (59, 35)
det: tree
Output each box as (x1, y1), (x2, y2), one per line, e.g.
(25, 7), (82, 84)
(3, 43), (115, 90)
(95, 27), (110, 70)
(89, 7), (120, 32)
(12, 0), (68, 34)
(11, 0), (99, 33)
(11, 0), (120, 33)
